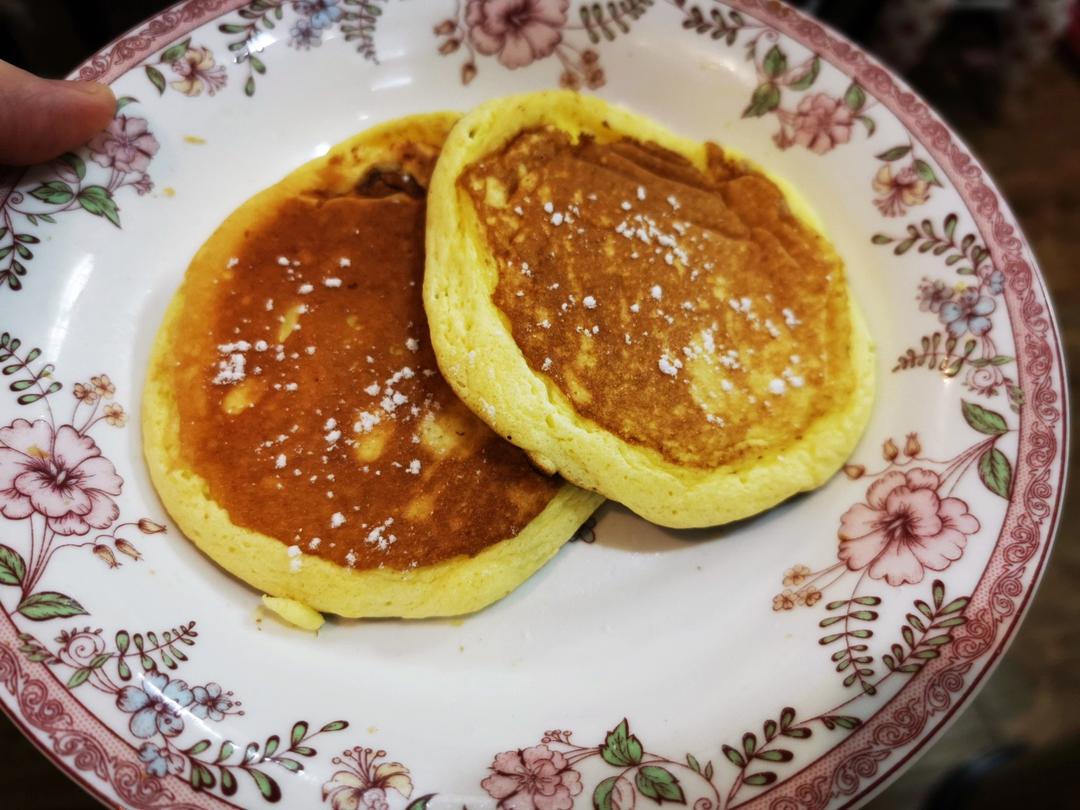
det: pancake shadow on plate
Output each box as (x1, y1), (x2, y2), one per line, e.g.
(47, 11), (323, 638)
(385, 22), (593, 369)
(588, 493), (810, 553)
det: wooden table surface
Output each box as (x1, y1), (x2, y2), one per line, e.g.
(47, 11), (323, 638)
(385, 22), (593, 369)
(1, 53), (1077, 810)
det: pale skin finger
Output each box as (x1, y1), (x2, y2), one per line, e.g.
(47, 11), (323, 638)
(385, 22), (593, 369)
(0, 60), (116, 166)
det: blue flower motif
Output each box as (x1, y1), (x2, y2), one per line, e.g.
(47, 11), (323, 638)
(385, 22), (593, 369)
(301, 0), (343, 30)
(986, 269), (1005, 295)
(190, 682), (233, 721)
(939, 288), (996, 338)
(116, 672), (193, 739)
(137, 742), (184, 777)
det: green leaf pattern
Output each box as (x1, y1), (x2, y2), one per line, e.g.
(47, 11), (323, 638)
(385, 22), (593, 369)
(962, 400), (1009, 436)
(635, 765), (685, 804)
(9, 609), (349, 803)
(1, 100), (155, 292)
(979, 447), (1013, 499)
(208, 0), (389, 97)
(0, 545), (26, 585)
(671, 8), (874, 152)
(873, 213), (1015, 397)
(16, 591), (88, 621)
(601, 719), (644, 767)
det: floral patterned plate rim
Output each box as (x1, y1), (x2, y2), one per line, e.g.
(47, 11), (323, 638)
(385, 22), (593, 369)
(0, 1), (1066, 809)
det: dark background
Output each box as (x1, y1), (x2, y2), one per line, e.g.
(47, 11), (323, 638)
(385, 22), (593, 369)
(1, 1), (1078, 807)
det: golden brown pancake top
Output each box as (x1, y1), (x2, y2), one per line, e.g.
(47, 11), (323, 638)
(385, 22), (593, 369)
(461, 129), (856, 468)
(170, 163), (561, 571)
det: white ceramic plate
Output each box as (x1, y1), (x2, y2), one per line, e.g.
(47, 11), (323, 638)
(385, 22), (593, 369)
(0, 2), (1067, 808)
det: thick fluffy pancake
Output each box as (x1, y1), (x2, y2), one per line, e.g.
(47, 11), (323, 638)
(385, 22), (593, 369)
(425, 92), (875, 528)
(143, 113), (601, 619)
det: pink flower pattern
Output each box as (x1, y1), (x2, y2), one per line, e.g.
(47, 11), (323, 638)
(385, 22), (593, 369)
(466, 0), (569, 68)
(0, 418), (122, 535)
(481, 745), (583, 810)
(87, 116), (160, 174)
(777, 93), (854, 154)
(838, 469), (980, 586)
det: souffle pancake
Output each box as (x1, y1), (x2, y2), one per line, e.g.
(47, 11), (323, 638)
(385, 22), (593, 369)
(424, 92), (875, 528)
(143, 113), (602, 620)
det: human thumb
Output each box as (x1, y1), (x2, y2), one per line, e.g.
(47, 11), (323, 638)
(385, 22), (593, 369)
(0, 60), (116, 166)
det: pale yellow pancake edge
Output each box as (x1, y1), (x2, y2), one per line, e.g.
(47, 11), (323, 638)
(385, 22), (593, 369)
(142, 113), (603, 619)
(424, 91), (876, 528)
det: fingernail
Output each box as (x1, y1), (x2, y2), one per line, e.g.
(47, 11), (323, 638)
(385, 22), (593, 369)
(62, 80), (114, 98)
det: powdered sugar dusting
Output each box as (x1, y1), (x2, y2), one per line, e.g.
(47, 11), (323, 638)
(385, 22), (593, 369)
(212, 353), (245, 385)
(365, 517), (397, 551)
(354, 411), (380, 433)
(287, 544), (302, 572)
(658, 354), (683, 377)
